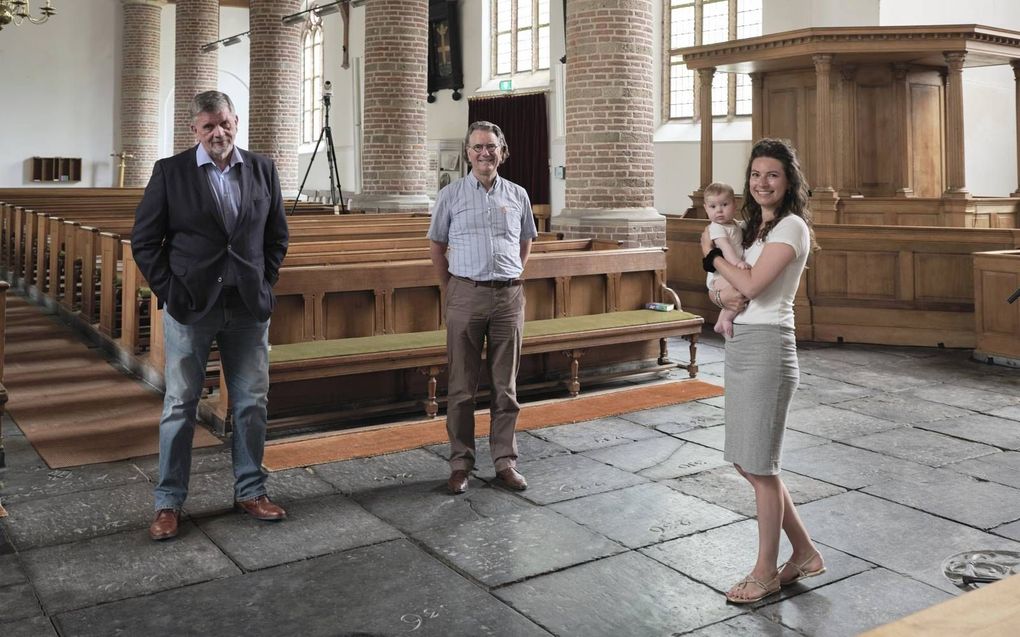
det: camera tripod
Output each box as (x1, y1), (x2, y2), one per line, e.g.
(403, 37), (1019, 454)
(293, 82), (347, 214)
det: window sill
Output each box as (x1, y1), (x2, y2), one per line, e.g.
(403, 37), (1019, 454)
(476, 70), (551, 95)
(654, 117), (752, 143)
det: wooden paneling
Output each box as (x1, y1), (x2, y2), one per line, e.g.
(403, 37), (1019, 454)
(910, 78), (944, 198)
(974, 250), (1020, 361)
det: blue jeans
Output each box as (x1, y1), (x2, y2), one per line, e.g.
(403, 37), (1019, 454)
(154, 291), (271, 511)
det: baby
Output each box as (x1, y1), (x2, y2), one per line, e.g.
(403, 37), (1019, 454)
(704, 182), (749, 337)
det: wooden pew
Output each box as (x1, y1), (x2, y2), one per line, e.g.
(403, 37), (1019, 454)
(973, 250), (1020, 365)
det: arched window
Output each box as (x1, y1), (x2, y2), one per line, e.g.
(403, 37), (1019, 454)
(492, 0), (550, 77)
(302, 25), (324, 144)
(665, 0), (761, 120)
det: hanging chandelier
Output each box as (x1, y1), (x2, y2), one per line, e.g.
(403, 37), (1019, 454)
(0, 1), (57, 31)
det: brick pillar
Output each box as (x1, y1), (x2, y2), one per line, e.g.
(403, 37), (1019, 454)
(174, 0), (219, 154)
(349, 0), (430, 213)
(557, 0), (663, 247)
(249, 0), (302, 195)
(120, 0), (165, 187)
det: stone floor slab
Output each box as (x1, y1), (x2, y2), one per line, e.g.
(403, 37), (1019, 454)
(197, 493), (403, 571)
(310, 448), (450, 494)
(991, 518), (1020, 542)
(0, 582), (43, 624)
(760, 568), (951, 637)
(843, 427), (998, 467)
(685, 612), (802, 636)
(182, 466), (335, 517)
(529, 416), (664, 452)
(837, 392), (973, 425)
(425, 430), (572, 466)
(21, 521), (240, 614)
(582, 436), (727, 480)
(796, 492), (1020, 592)
(915, 413), (1020, 451)
(0, 456), (146, 504)
(0, 553), (27, 587)
(903, 383), (1020, 414)
(356, 481), (529, 535)
(782, 442), (933, 490)
(496, 551), (741, 637)
(130, 445), (233, 481)
(946, 451), (1020, 489)
(670, 466), (846, 517)
(863, 466), (1020, 530)
(786, 404), (902, 441)
(642, 519), (873, 602)
(1, 615), (58, 637)
(789, 373), (876, 407)
(54, 539), (548, 637)
(673, 424), (828, 453)
(509, 453), (647, 505)
(988, 404), (1020, 422)
(1, 480), (155, 550)
(549, 482), (741, 548)
(620, 400), (725, 431)
(413, 505), (624, 587)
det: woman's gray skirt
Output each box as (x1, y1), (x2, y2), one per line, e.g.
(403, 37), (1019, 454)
(723, 324), (799, 475)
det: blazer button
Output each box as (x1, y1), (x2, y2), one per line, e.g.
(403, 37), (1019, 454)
(217, 276), (223, 283)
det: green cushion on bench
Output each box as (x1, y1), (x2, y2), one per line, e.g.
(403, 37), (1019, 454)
(269, 309), (700, 364)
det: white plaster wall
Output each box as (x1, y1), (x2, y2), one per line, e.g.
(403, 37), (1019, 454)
(763, 0), (878, 32)
(0, 0), (120, 188)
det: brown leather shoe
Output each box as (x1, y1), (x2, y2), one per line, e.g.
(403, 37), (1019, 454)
(447, 470), (469, 495)
(496, 467), (528, 491)
(149, 509), (180, 541)
(234, 495), (287, 521)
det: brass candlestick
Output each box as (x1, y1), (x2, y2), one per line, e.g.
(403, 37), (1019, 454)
(110, 151), (134, 188)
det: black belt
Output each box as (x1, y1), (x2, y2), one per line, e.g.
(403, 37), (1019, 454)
(453, 275), (522, 288)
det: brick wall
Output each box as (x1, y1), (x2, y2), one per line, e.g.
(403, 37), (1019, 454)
(173, 0), (219, 154)
(564, 0), (655, 210)
(360, 0), (429, 197)
(121, 0), (165, 187)
(248, 0), (302, 192)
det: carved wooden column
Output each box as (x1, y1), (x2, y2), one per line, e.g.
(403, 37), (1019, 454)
(943, 51), (969, 197)
(698, 67), (716, 192)
(893, 63), (914, 197)
(1013, 60), (1020, 197)
(750, 72), (763, 142)
(812, 54), (835, 194)
(837, 65), (858, 197)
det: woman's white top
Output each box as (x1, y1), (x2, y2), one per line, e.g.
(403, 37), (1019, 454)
(734, 214), (810, 329)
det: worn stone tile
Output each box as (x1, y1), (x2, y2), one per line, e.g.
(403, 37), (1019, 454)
(582, 436), (726, 480)
(837, 392), (973, 425)
(549, 482), (741, 549)
(0, 583), (43, 624)
(796, 492), (1020, 593)
(183, 466), (335, 517)
(620, 401), (725, 431)
(787, 404), (902, 441)
(529, 416), (664, 452)
(197, 493), (403, 571)
(915, 413), (1020, 451)
(843, 427), (998, 467)
(946, 451), (1020, 489)
(510, 453), (647, 505)
(698, 395), (726, 409)
(642, 519), (873, 602)
(863, 467), (1020, 530)
(992, 519), (1020, 542)
(310, 448), (450, 494)
(759, 568), (951, 637)
(903, 383), (1020, 414)
(670, 465), (846, 517)
(55, 540), (548, 637)
(789, 373), (877, 407)
(674, 424), (828, 453)
(783, 443), (933, 490)
(0, 554), (27, 587)
(130, 444), (232, 481)
(684, 613), (802, 636)
(357, 481), (529, 535)
(21, 521), (240, 615)
(1, 615), (58, 637)
(0, 434), (46, 471)
(496, 551), (740, 636)
(0, 458), (147, 504)
(988, 404), (1020, 422)
(2, 480), (155, 550)
(951, 369), (1020, 395)
(425, 430), (571, 466)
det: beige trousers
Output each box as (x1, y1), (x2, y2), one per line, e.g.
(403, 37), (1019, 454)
(444, 277), (524, 472)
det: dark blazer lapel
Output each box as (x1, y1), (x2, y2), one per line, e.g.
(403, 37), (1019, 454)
(189, 147), (229, 235)
(234, 149), (254, 235)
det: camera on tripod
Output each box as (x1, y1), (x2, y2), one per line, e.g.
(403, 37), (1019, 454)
(293, 78), (346, 214)
(323, 80), (333, 102)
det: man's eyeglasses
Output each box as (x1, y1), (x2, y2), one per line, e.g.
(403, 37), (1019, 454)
(468, 143), (499, 153)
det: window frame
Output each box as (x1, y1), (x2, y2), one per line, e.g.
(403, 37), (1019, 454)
(491, 0), (551, 78)
(663, 0), (760, 122)
(301, 24), (325, 146)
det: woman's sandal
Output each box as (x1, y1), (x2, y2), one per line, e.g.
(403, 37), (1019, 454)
(779, 552), (827, 586)
(725, 573), (781, 604)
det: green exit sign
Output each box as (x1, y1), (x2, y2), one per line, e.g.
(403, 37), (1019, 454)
(499, 79), (513, 91)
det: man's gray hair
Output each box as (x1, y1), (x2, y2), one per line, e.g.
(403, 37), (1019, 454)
(189, 90), (236, 121)
(463, 120), (509, 165)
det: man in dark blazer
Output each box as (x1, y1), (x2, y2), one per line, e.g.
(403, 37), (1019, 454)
(132, 91), (289, 541)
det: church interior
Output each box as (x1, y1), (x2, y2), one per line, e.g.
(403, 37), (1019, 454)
(1, 0), (1019, 635)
